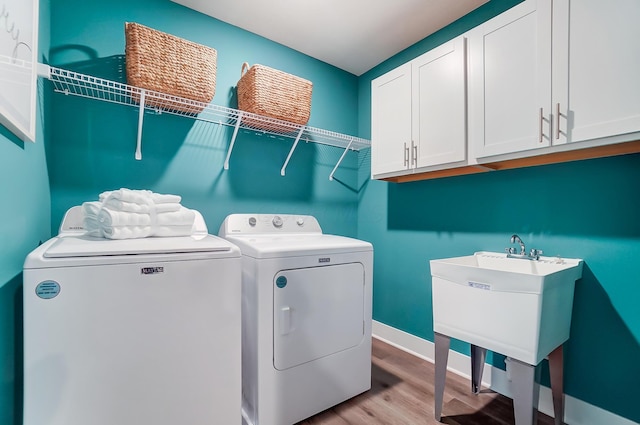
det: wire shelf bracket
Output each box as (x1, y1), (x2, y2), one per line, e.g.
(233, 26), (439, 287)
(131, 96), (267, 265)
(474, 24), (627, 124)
(135, 89), (146, 160)
(223, 113), (243, 170)
(329, 137), (355, 181)
(42, 64), (371, 179)
(281, 126), (306, 176)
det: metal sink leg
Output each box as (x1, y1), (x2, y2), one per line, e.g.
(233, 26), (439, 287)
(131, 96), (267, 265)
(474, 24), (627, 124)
(434, 332), (450, 422)
(548, 345), (565, 425)
(509, 357), (542, 425)
(471, 345), (487, 394)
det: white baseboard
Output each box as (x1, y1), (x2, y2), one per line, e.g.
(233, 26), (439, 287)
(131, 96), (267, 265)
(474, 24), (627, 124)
(372, 320), (636, 425)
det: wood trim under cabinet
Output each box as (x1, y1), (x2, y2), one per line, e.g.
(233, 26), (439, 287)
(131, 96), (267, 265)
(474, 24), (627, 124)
(380, 165), (491, 183)
(483, 140), (640, 171)
(380, 140), (640, 183)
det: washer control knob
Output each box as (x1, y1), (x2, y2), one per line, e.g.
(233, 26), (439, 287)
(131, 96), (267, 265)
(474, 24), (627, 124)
(272, 215), (283, 228)
(248, 217), (257, 227)
(296, 217), (305, 226)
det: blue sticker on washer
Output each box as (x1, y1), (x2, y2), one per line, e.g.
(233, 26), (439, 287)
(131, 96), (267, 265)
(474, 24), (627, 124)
(35, 281), (60, 299)
(276, 276), (287, 288)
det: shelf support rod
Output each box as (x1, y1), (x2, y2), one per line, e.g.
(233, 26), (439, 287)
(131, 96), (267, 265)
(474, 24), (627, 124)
(134, 89), (146, 160)
(280, 126), (306, 176)
(224, 113), (243, 170)
(329, 138), (355, 181)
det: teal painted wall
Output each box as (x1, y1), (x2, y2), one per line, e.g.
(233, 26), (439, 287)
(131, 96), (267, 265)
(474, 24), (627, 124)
(0, 1), (51, 424)
(47, 0), (362, 239)
(357, 1), (640, 422)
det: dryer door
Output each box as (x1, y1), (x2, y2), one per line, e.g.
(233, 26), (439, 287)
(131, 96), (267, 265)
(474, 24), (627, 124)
(273, 263), (365, 371)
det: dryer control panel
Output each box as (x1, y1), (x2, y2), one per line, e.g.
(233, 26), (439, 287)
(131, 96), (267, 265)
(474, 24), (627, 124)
(219, 214), (322, 236)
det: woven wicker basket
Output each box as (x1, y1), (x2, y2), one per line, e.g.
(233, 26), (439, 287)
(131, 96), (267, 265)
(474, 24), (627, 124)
(237, 63), (312, 131)
(125, 22), (217, 114)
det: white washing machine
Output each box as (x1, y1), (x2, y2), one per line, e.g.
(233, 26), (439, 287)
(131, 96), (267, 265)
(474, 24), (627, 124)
(23, 206), (242, 425)
(218, 213), (373, 425)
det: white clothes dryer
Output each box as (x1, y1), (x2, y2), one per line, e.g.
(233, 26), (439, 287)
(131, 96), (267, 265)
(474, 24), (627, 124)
(23, 207), (242, 425)
(219, 214), (373, 425)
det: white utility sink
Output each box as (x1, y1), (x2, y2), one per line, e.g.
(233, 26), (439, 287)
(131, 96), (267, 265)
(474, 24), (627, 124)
(430, 252), (583, 365)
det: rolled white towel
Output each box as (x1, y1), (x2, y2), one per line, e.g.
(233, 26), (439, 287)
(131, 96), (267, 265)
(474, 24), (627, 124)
(97, 207), (151, 227)
(82, 201), (102, 217)
(102, 226), (153, 240)
(102, 224), (194, 239)
(80, 190), (196, 239)
(102, 198), (181, 213)
(82, 201), (102, 236)
(99, 188), (181, 205)
(96, 206), (197, 240)
(155, 207), (196, 226)
(97, 206), (196, 228)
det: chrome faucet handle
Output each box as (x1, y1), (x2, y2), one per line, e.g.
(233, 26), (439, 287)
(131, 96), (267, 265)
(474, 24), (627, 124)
(529, 248), (543, 260)
(505, 247), (517, 255)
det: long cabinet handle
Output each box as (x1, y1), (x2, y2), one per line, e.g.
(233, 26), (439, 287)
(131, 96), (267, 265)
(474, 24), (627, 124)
(404, 142), (409, 167)
(539, 107), (544, 143)
(412, 142), (417, 167)
(555, 103), (561, 140)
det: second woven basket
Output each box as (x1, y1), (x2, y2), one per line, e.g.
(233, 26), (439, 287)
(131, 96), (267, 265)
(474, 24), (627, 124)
(237, 63), (312, 131)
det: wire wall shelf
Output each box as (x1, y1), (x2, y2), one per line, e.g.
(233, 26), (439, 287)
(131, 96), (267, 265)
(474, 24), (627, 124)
(41, 65), (370, 179)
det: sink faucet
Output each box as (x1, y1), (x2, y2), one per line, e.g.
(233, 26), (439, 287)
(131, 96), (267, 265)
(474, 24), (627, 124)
(506, 234), (544, 260)
(510, 234), (526, 255)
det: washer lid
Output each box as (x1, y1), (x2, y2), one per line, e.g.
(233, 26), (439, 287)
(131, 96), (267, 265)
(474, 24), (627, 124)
(224, 234), (372, 259)
(43, 234), (233, 258)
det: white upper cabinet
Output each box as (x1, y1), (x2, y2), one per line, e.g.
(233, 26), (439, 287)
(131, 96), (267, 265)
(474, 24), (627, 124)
(371, 36), (467, 179)
(412, 37), (467, 168)
(470, 0), (640, 160)
(468, 0), (552, 158)
(372, 0), (640, 181)
(371, 63), (412, 176)
(552, 0), (640, 145)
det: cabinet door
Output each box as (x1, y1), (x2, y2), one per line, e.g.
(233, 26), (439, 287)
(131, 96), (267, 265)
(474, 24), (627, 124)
(412, 36), (467, 168)
(552, 0), (640, 145)
(469, 0), (552, 158)
(371, 63), (412, 176)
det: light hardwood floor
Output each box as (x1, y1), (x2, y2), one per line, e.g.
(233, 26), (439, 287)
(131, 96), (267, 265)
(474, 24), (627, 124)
(298, 338), (555, 425)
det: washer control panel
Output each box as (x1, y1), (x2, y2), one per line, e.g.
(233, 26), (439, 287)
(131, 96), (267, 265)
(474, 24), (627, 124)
(219, 214), (322, 236)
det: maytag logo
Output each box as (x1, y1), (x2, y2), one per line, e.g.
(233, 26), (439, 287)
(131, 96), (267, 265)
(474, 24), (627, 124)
(318, 257), (330, 263)
(141, 266), (164, 275)
(468, 281), (490, 291)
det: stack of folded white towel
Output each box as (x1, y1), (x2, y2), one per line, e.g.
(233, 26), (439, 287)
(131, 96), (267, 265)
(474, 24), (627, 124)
(82, 188), (196, 239)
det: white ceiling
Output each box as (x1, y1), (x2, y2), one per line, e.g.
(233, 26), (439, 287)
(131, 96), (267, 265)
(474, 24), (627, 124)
(171, 0), (487, 75)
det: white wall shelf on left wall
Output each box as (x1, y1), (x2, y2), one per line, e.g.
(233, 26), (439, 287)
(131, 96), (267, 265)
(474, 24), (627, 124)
(38, 64), (370, 180)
